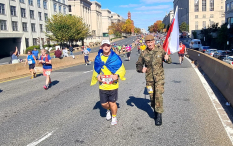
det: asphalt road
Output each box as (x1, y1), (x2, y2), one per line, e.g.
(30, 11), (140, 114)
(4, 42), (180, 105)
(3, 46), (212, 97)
(0, 36), (136, 65)
(0, 38), (232, 145)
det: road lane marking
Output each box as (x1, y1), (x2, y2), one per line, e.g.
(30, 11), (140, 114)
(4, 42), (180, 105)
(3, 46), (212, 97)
(27, 131), (55, 146)
(185, 56), (233, 145)
(83, 70), (93, 74)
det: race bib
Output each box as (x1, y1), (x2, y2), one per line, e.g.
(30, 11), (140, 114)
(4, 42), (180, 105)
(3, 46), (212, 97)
(28, 60), (32, 64)
(45, 71), (51, 75)
(147, 86), (153, 94)
(102, 75), (113, 84)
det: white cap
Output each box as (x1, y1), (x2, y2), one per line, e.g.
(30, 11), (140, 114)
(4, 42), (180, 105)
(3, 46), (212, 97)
(101, 40), (111, 46)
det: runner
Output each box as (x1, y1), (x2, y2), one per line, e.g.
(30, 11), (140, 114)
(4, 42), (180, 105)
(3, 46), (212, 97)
(126, 45), (131, 61)
(25, 50), (37, 79)
(32, 48), (39, 60)
(91, 40), (126, 126)
(83, 47), (91, 66)
(137, 43), (141, 55)
(178, 41), (187, 64)
(117, 45), (122, 54)
(39, 49), (52, 90)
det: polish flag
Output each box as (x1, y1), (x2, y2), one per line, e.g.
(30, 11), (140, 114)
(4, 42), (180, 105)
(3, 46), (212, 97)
(163, 6), (180, 55)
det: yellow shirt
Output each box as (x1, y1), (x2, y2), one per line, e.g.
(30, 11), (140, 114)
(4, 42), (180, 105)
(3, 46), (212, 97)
(98, 55), (119, 90)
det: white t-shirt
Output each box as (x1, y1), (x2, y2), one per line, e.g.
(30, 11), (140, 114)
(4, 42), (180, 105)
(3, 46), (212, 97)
(83, 50), (89, 56)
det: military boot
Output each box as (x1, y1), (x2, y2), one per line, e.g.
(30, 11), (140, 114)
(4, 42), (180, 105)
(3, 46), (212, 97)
(154, 111), (162, 126)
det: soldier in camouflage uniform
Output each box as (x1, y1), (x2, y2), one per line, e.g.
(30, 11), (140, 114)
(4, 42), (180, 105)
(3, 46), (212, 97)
(136, 35), (172, 126)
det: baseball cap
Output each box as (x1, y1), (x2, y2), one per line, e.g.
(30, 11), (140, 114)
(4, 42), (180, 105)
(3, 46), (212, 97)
(101, 40), (111, 46)
(145, 35), (154, 41)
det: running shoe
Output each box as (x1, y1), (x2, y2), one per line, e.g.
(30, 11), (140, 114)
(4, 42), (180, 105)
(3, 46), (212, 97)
(111, 117), (117, 125)
(85, 64), (87, 66)
(30, 76), (34, 79)
(33, 72), (36, 78)
(106, 110), (111, 121)
(43, 85), (48, 90)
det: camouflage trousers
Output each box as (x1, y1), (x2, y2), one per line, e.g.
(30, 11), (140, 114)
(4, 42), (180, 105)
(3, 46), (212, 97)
(146, 80), (164, 113)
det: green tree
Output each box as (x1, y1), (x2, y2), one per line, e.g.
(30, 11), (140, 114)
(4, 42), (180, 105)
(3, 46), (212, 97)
(122, 19), (134, 34)
(46, 14), (90, 45)
(180, 22), (188, 31)
(134, 27), (142, 34)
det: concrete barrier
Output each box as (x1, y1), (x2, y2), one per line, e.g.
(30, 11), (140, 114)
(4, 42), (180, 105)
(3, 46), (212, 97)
(188, 49), (233, 105)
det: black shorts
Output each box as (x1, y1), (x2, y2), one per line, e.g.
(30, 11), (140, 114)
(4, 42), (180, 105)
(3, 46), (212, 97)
(127, 52), (131, 57)
(29, 64), (35, 70)
(99, 89), (118, 104)
(179, 53), (184, 57)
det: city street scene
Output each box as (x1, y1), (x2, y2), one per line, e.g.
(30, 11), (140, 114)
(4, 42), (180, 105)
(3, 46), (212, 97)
(0, 0), (233, 146)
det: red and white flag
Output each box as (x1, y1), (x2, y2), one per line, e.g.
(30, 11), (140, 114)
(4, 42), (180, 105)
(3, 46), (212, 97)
(163, 6), (180, 55)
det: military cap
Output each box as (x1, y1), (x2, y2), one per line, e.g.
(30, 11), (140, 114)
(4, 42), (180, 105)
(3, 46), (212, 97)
(145, 35), (154, 41)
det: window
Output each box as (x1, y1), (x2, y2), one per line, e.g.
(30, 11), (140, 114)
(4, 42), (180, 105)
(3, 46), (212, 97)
(10, 6), (16, 16)
(64, 7), (66, 14)
(37, 0), (40, 8)
(31, 23), (36, 32)
(195, 15), (198, 19)
(68, 5), (71, 12)
(63, 0), (65, 4)
(0, 3), (5, 14)
(0, 20), (7, 30)
(25, 38), (29, 48)
(38, 12), (42, 20)
(194, 0), (199, 12)
(203, 21), (206, 28)
(54, 3), (57, 12)
(12, 21), (18, 31)
(210, 0), (214, 11)
(44, 13), (48, 21)
(231, 2), (233, 10)
(227, 3), (230, 11)
(222, 20), (225, 25)
(28, 0), (33, 6)
(43, 0), (47, 9)
(202, 0), (206, 11)
(21, 8), (26, 18)
(195, 21), (198, 30)
(59, 5), (61, 13)
(203, 14), (206, 18)
(41, 38), (44, 45)
(20, 0), (25, 3)
(22, 22), (27, 31)
(30, 10), (34, 19)
(40, 24), (43, 32)
(58, 0), (61, 2)
(33, 38), (37, 45)
(221, 6), (223, 9)
(210, 14), (214, 18)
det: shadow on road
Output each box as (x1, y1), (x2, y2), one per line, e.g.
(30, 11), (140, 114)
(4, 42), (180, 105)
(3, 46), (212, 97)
(51, 80), (59, 87)
(0, 89), (2, 93)
(172, 62), (181, 65)
(126, 96), (154, 119)
(93, 101), (120, 117)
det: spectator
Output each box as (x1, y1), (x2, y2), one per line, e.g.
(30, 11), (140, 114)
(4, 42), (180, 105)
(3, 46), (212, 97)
(69, 44), (74, 55)
(11, 46), (19, 64)
(62, 47), (68, 57)
(32, 48), (39, 60)
(83, 47), (91, 66)
(54, 48), (62, 59)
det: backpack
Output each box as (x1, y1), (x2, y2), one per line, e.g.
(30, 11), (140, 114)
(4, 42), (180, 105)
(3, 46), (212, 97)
(40, 54), (49, 62)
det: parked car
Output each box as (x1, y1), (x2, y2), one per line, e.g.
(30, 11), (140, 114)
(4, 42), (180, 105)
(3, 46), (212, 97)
(213, 50), (232, 60)
(190, 39), (202, 50)
(205, 49), (217, 57)
(199, 46), (210, 53)
(223, 56), (233, 65)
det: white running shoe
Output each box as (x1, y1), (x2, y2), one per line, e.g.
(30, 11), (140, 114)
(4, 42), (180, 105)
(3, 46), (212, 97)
(106, 110), (111, 121)
(111, 117), (117, 125)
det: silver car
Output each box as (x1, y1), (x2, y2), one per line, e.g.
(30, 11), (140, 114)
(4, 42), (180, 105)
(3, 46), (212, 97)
(205, 49), (217, 57)
(223, 56), (233, 66)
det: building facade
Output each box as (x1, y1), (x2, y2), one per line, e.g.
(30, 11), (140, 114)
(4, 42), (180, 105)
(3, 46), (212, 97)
(225, 0), (233, 24)
(91, 1), (102, 42)
(173, 0), (225, 35)
(162, 10), (174, 27)
(101, 9), (111, 37)
(111, 12), (125, 23)
(0, 0), (68, 56)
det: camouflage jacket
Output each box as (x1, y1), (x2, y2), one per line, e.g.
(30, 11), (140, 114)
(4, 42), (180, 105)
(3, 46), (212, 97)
(136, 46), (172, 82)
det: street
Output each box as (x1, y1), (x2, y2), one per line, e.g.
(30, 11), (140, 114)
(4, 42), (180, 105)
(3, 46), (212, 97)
(0, 37), (232, 146)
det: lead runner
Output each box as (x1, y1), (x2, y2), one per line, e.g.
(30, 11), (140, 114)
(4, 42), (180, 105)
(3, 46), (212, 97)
(91, 40), (126, 125)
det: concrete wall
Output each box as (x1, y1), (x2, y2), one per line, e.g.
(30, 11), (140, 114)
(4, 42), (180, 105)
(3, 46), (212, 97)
(188, 49), (233, 106)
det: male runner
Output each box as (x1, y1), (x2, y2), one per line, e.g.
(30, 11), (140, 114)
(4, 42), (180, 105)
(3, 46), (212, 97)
(178, 41), (187, 64)
(91, 40), (126, 125)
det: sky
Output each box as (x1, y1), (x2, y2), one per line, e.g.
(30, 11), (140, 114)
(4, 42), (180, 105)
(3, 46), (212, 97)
(94, 0), (174, 31)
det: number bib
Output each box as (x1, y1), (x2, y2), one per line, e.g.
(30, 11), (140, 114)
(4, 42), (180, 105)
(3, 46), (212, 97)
(28, 59), (32, 64)
(102, 75), (113, 84)
(45, 71), (51, 75)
